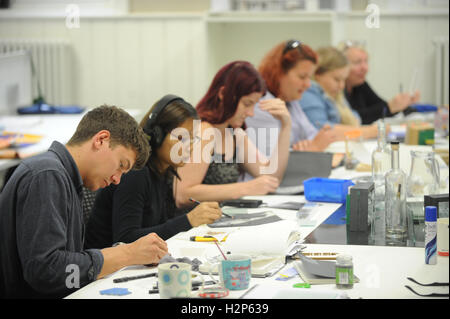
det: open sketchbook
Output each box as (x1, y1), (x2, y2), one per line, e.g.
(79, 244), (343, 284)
(199, 220), (303, 277)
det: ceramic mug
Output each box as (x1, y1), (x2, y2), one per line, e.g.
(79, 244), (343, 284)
(158, 262), (203, 298)
(218, 254), (251, 290)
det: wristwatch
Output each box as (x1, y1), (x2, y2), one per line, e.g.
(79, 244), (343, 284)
(112, 242), (126, 247)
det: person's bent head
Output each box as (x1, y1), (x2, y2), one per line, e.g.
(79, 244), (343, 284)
(338, 40), (369, 90)
(259, 40), (318, 102)
(314, 46), (350, 100)
(141, 95), (198, 175)
(67, 105), (150, 190)
(196, 60), (266, 128)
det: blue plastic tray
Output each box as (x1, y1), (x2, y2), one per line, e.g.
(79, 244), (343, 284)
(304, 177), (354, 203)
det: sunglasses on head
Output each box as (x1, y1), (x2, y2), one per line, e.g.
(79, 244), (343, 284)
(282, 40), (302, 55)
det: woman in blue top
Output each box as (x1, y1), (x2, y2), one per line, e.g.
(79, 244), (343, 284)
(300, 47), (379, 140)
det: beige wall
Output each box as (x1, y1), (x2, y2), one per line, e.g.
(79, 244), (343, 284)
(0, 10), (448, 112)
(130, 0), (210, 12)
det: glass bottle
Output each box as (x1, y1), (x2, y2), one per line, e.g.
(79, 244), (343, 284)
(370, 120), (391, 244)
(385, 141), (407, 246)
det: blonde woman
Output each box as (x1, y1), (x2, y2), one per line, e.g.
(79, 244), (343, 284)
(300, 46), (380, 140)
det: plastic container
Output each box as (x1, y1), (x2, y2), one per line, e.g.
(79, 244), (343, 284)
(335, 254), (354, 289)
(425, 206), (437, 265)
(304, 177), (354, 203)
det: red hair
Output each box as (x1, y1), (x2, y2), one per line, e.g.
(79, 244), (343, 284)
(259, 41), (318, 97)
(196, 61), (266, 124)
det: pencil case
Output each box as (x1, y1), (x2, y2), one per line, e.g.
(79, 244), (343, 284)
(303, 177), (354, 203)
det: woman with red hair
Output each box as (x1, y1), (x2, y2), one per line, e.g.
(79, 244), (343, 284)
(174, 61), (291, 206)
(246, 40), (338, 154)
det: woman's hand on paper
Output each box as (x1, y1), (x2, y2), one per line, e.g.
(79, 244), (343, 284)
(292, 139), (313, 151)
(187, 202), (222, 227)
(244, 175), (279, 195)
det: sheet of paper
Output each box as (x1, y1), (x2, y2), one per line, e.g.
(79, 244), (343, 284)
(240, 283), (349, 299)
(223, 220), (299, 256)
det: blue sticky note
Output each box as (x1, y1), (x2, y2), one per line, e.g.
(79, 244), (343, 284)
(276, 267), (298, 281)
(100, 288), (131, 296)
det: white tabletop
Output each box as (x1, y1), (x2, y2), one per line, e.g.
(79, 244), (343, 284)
(0, 108), (144, 171)
(65, 195), (449, 299)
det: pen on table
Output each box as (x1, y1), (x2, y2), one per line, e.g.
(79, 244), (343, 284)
(149, 286), (200, 294)
(113, 272), (157, 283)
(189, 197), (233, 219)
(190, 235), (218, 242)
(149, 280), (216, 294)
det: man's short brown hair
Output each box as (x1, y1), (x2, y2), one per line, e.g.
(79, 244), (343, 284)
(67, 105), (150, 169)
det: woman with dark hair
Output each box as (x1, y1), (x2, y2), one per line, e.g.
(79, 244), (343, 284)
(246, 40), (338, 153)
(174, 61), (291, 206)
(85, 95), (222, 249)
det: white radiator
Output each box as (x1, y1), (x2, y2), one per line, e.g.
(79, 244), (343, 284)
(434, 36), (449, 106)
(0, 39), (73, 105)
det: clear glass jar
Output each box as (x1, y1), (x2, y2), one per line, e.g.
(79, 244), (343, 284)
(406, 150), (440, 246)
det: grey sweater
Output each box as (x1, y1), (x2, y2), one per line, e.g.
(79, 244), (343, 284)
(0, 141), (103, 298)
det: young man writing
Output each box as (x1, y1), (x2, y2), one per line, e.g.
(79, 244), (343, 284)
(0, 105), (168, 298)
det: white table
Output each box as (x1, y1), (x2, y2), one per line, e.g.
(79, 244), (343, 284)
(0, 114), (85, 170)
(66, 195), (449, 299)
(0, 108), (144, 171)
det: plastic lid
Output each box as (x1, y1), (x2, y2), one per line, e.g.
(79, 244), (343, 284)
(336, 254), (353, 265)
(425, 206), (437, 222)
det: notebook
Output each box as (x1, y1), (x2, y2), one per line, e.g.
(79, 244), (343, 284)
(199, 220), (303, 277)
(275, 151), (333, 195)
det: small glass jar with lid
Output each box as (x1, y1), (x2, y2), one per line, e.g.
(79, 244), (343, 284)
(335, 254), (354, 289)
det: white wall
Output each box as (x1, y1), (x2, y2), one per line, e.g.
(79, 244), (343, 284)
(0, 8), (448, 113)
(0, 15), (207, 112)
(334, 12), (449, 105)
